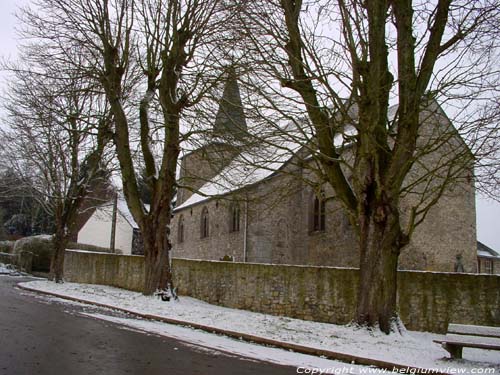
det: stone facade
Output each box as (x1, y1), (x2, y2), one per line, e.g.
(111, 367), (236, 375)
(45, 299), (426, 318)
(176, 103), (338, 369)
(172, 104), (477, 273)
(173, 167), (476, 272)
(62, 251), (500, 333)
(172, 75), (477, 273)
(177, 142), (239, 206)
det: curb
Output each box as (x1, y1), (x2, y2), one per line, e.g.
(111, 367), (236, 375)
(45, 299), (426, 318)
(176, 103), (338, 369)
(18, 283), (450, 374)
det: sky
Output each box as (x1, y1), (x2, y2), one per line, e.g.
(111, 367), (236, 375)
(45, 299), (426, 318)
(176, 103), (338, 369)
(0, 1), (24, 79)
(0, 0), (498, 251)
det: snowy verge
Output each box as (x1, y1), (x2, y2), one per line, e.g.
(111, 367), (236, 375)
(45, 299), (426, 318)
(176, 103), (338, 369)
(0, 262), (27, 276)
(19, 280), (500, 373)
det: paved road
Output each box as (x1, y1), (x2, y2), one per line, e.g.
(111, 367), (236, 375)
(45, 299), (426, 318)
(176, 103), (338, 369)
(0, 276), (297, 375)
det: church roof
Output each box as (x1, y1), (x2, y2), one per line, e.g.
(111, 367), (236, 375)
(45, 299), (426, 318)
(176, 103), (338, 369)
(175, 141), (302, 211)
(213, 66), (247, 139)
(174, 100), (453, 211)
(174, 120), (353, 211)
(174, 123), (310, 211)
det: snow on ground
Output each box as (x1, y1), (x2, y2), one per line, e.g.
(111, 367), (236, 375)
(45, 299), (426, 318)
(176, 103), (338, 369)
(0, 263), (26, 276)
(20, 280), (500, 373)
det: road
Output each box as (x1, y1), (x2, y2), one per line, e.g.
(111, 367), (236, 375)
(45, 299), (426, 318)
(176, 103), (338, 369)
(0, 276), (297, 375)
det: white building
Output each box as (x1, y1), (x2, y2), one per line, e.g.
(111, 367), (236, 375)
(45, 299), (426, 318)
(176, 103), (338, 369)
(77, 199), (140, 255)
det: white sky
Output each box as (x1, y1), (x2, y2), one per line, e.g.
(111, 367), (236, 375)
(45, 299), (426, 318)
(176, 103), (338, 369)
(0, 0), (498, 251)
(0, 0), (24, 78)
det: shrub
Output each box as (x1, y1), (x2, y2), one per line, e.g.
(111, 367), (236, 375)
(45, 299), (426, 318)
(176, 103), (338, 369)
(0, 241), (15, 254)
(13, 235), (54, 272)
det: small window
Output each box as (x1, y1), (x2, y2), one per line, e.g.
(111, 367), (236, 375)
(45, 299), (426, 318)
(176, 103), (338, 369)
(200, 207), (209, 238)
(229, 203), (240, 232)
(310, 191), (326, 232)
(178, 215), (184, 243)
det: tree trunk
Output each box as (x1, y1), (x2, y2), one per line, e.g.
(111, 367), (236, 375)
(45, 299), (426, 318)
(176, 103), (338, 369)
(49, 227), (69, 283)
(356, 199), (406, 334)
(142, 224), (174, 295)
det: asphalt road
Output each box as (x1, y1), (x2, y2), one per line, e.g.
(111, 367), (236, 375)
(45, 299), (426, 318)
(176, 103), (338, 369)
(0, 276), (297, 375)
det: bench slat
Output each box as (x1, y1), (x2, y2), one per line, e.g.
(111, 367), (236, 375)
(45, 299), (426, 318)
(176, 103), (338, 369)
(434, 340), (500, 351)
(448, 324), (500, 339)
(442, 334), (500, 349)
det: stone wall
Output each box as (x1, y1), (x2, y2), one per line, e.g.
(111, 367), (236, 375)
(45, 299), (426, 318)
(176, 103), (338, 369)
(174, 259), (500, 333)
(174, 258), (359, 324)
(63, 251), (500, 333)
(64, 250), (145, 292)
(397, 270), (500, 332)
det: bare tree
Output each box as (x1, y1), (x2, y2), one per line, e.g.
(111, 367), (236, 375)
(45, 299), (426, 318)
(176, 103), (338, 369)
(233, 0), (500, 332)
(19, 0), (232, 294)
(1, 45), (113, 281)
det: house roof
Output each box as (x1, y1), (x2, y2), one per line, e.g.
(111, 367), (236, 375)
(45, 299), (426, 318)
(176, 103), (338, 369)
(116, 198), (139, 229)
(477, 241), (500, 258)
(93, 197), (149, 230)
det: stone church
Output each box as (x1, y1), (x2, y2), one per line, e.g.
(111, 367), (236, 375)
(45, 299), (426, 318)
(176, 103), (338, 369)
(171, 74), (477, 273)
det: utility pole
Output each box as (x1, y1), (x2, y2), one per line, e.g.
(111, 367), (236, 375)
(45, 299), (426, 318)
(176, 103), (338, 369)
(110, 193), (117, 253)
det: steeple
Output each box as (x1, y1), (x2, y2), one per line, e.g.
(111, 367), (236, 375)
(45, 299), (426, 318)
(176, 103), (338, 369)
(213, 67), (247, 140)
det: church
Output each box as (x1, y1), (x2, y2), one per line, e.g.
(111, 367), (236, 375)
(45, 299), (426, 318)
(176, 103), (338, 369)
(170, 74), (477, 273)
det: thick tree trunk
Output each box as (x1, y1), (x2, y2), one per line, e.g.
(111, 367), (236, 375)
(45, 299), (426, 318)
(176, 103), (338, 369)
(49, 227), (69, 283)
(356, 200), (406, 334)
(142, 224), (174, 295)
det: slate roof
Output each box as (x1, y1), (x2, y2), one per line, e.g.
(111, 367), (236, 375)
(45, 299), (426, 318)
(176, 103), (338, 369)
(477, 241), (500, 258)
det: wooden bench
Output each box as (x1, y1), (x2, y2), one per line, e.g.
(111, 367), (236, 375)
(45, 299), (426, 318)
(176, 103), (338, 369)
(434, 323), (500, 359)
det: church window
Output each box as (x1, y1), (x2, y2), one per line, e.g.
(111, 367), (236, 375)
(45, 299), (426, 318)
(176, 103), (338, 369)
(200, 207), (209, 238)
(310, 191), (326, 232)
(229, 203), (240, 232)
(178, 215), (184, 243)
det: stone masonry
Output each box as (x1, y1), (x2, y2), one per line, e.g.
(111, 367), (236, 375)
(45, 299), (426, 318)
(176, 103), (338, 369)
(172, 75), (477, 273)
(63, 251), (500, 333)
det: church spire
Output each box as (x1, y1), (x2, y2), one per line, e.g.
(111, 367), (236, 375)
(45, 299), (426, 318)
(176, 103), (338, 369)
(213, 66), (247, 139)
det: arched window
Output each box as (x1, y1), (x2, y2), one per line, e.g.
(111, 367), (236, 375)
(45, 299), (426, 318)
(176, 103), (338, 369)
(310, 191), (326, 232)
(178, 215), (184, 243)
(200, 207), (209, 238)
(229, 203), (240, 232)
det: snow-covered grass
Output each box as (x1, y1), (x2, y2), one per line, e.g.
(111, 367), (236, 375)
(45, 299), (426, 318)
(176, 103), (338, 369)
(20, 280), (500, 373)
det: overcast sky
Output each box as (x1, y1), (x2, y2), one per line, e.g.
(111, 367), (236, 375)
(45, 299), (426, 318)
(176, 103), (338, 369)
(0, 1), (23, 68)
(0, 0), (498, 251)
